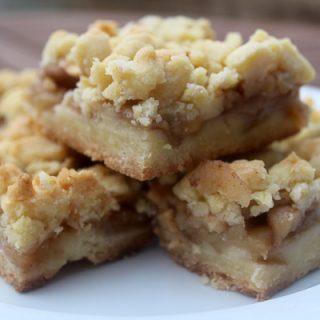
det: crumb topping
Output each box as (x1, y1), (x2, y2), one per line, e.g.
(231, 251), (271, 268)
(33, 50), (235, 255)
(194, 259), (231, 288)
(40, 16), (315, 132)
(127, 16), (215, 44)
(0, 163), (139, 253)
(173, 152), (320, 242)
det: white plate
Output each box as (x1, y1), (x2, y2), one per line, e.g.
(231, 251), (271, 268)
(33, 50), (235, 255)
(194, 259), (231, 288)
(1, 86), (320, 320)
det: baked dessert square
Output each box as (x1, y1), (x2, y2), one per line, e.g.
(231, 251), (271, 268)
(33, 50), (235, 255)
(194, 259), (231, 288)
(30, 16), (314, 180)
(152, 117), (320, 299)
(0, 74), (153, 291)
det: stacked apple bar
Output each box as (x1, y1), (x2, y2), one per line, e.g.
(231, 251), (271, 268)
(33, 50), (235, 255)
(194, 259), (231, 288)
(0, 70), (153, 291)
(1, 15), (319, 299)
(31, 16), (313, 180)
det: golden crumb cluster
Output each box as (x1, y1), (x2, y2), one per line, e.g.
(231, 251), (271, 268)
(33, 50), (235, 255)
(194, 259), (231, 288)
(0, 163), (138, 253)
(41, 16), (315, 131)
(0, 116), (77, 175)
(0, 71), (76, 175)
(0, 69), (36, 120)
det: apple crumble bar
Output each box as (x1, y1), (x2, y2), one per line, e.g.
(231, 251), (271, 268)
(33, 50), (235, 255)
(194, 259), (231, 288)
(152, 126), (320, 299)
(0, 74), (153, 291)
(30, 16), (313, 180)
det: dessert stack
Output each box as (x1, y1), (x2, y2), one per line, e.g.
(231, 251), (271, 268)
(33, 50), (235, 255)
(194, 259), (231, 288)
(0, 70), (153, 291)
(0, 15), (318, 300)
